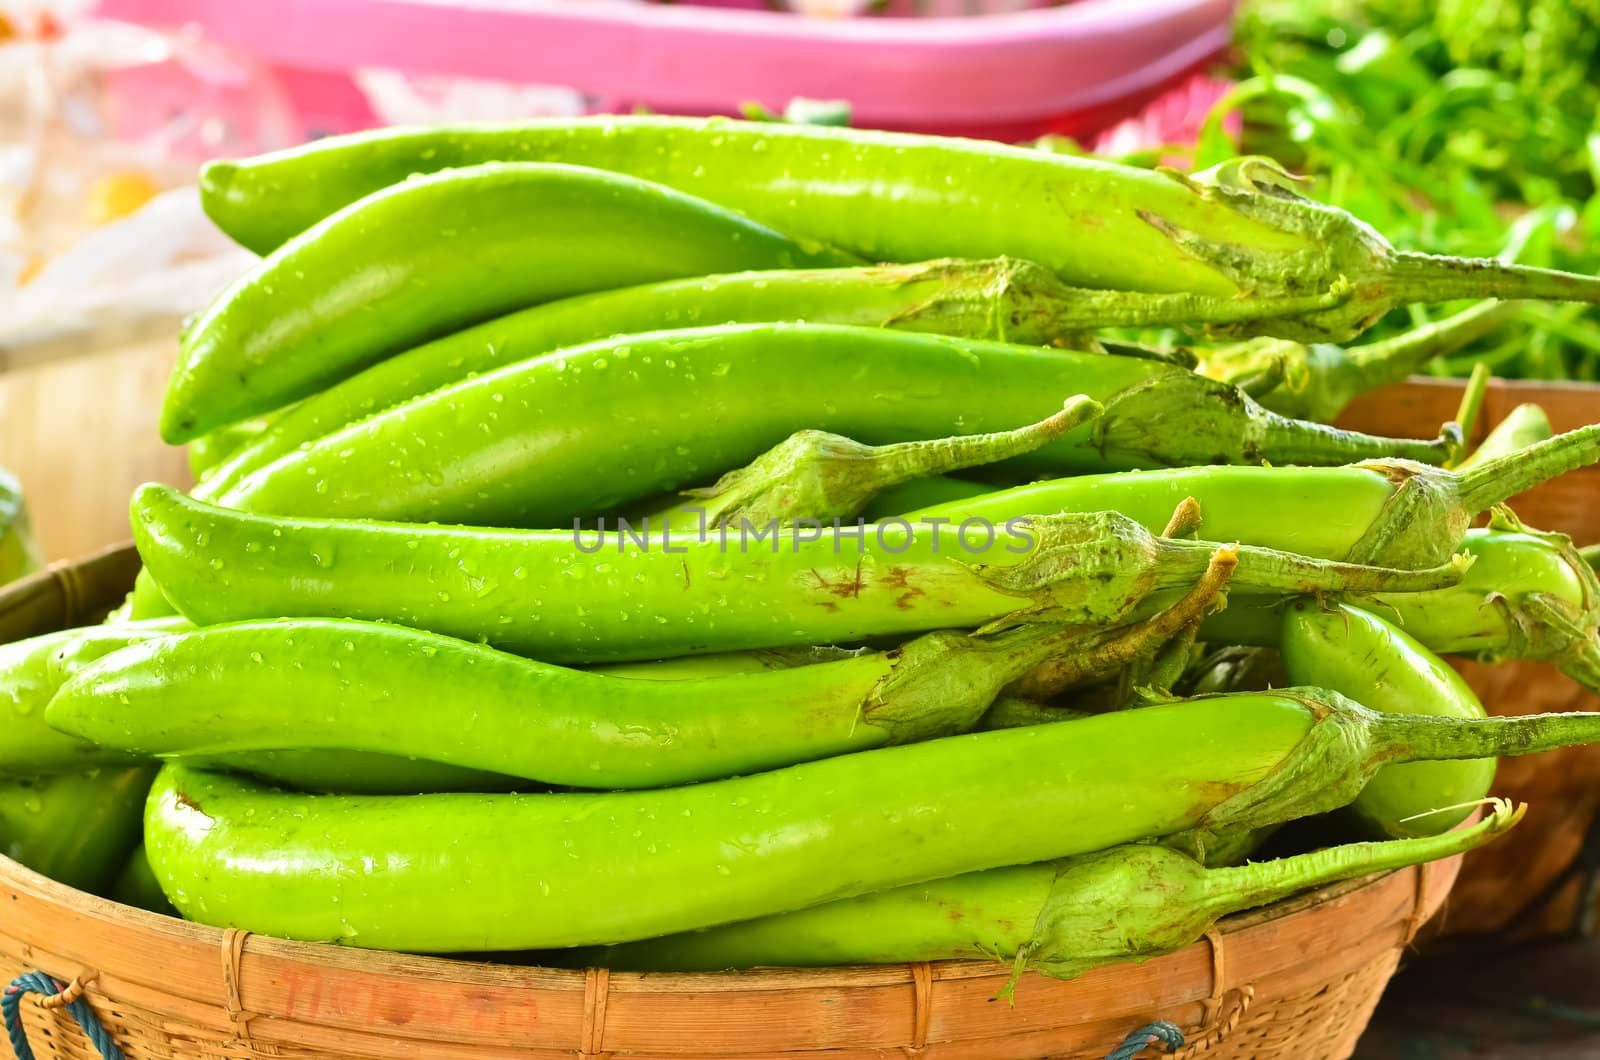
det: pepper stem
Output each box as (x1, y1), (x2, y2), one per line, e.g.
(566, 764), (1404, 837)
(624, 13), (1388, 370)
(1159, 538), (1467, 596)
(1257, 407), (1462, 466)
(1196, 799), (1523, 914)
(1453, 424), (1600, 514)
(1379, 710), (1600, 764)
(1387, 251), (1600, 306)
(1343, 301), (1520, 398)
(661, 396), (1101, 530)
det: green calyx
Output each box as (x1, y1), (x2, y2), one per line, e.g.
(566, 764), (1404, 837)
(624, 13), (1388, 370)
(1201, 300), (1519, 423)
(1460, 515), (1600, 689)
(974, 511), (1465, 630)
(1361, 516), (1600, 692)
(1182, 686), (1600, 856)
(1009, 799), (1519, 991)
(660, 396), (1101, 531)
(1146, 157), (1600, 343)
(890, 255), (1358, 342)
(861, 625), (1089, 743)
(1085, 365), (1459, 468)
(1345, 423), (1600, 568)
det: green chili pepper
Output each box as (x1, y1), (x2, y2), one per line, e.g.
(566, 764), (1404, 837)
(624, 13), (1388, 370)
(130, 485), (1462, 664)
(590, 800), (1521, 977)
(64, 562), (1230, 792)
(0, 619), (191, 773)
(163, 162), (854, 443)
(50, 616), (1123, 790)
(144, 692), (1600, 951)
(0, 615), (510, 793)
(211, 324), (1458, 527)
(1455, 403), (1554, 471)
(1280, 600), (1495, 838)
(901, 423), (1600, 568)
(195, 118), (1600, 344)
(0, 766), (154, 893)
(1200, 299), (1520, 422)
(195, 259), (1334, 500)
(1362, 522), (1600, 690)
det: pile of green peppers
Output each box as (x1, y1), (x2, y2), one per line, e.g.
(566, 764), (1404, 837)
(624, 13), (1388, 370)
(7, 117), (1600, 987)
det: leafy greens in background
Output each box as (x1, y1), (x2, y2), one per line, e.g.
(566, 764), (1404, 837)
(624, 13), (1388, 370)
(1190, 0), (1600, 381)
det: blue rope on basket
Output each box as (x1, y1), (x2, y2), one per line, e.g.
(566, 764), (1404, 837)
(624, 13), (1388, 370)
(1103, 1019), (1185, 1060)
(3, 972), (124, 1060)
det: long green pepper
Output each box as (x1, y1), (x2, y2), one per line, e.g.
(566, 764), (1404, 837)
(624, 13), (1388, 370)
(197, 118), (1600, 343)
(163, 162), (853, 442)
(592, 802), (1521, 976)
(194, 258), (1305, 499)
(145, 691), (1600, 951)
(213, 323), (1459, 528)
(50, 616), (1119, 790)
(130, 486), (1463, 663)
(895, 423), (1600, 568)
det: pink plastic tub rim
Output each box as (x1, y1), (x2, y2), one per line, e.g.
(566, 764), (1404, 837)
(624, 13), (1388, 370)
(97, 0), (1234, 127)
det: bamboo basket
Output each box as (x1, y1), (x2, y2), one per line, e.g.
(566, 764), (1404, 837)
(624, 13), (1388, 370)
(0, 545), (1463, 1060)
(1339, 378), (1600, 939)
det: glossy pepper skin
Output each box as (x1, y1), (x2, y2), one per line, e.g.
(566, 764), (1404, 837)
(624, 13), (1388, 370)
(193, 258), (1252, 499)
(142, 697), (1315, 951)
(212, 323), (1457, 528)
(130, 486), (1463, 664)
(0, 767), (155, 894)
(593, 803), (1520, 976)
(0, 619), (191, 773)
(144, 691), (1600, 951)
(1279, 600), (1495, 838)
(197, 118), (1600, 344)
(46, 616), (1114, 790)
(162, 162), (854, 442)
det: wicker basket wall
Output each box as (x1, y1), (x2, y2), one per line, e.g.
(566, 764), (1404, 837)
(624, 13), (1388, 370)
(1339, 377), (1600, 938)
(0, 546), (1464, 1060)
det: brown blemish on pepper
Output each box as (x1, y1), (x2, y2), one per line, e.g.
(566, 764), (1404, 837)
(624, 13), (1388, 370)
(810, 560), (865, 600)
(1187, 780), (1251, 820)
(880, 566), (928, 611)
(173, 790), (202, 813)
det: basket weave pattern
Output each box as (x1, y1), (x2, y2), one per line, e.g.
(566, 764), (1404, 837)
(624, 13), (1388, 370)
(0, 547), (1461, 1060)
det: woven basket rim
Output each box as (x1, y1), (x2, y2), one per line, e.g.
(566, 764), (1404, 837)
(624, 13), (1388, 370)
(0, 849), (1413, 988)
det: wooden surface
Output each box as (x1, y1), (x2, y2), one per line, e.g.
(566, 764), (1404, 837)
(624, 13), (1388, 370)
(0, 339), (191, 563)
(1357, 937), (1600, 1059)
(1337, 376), (1600, 544)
